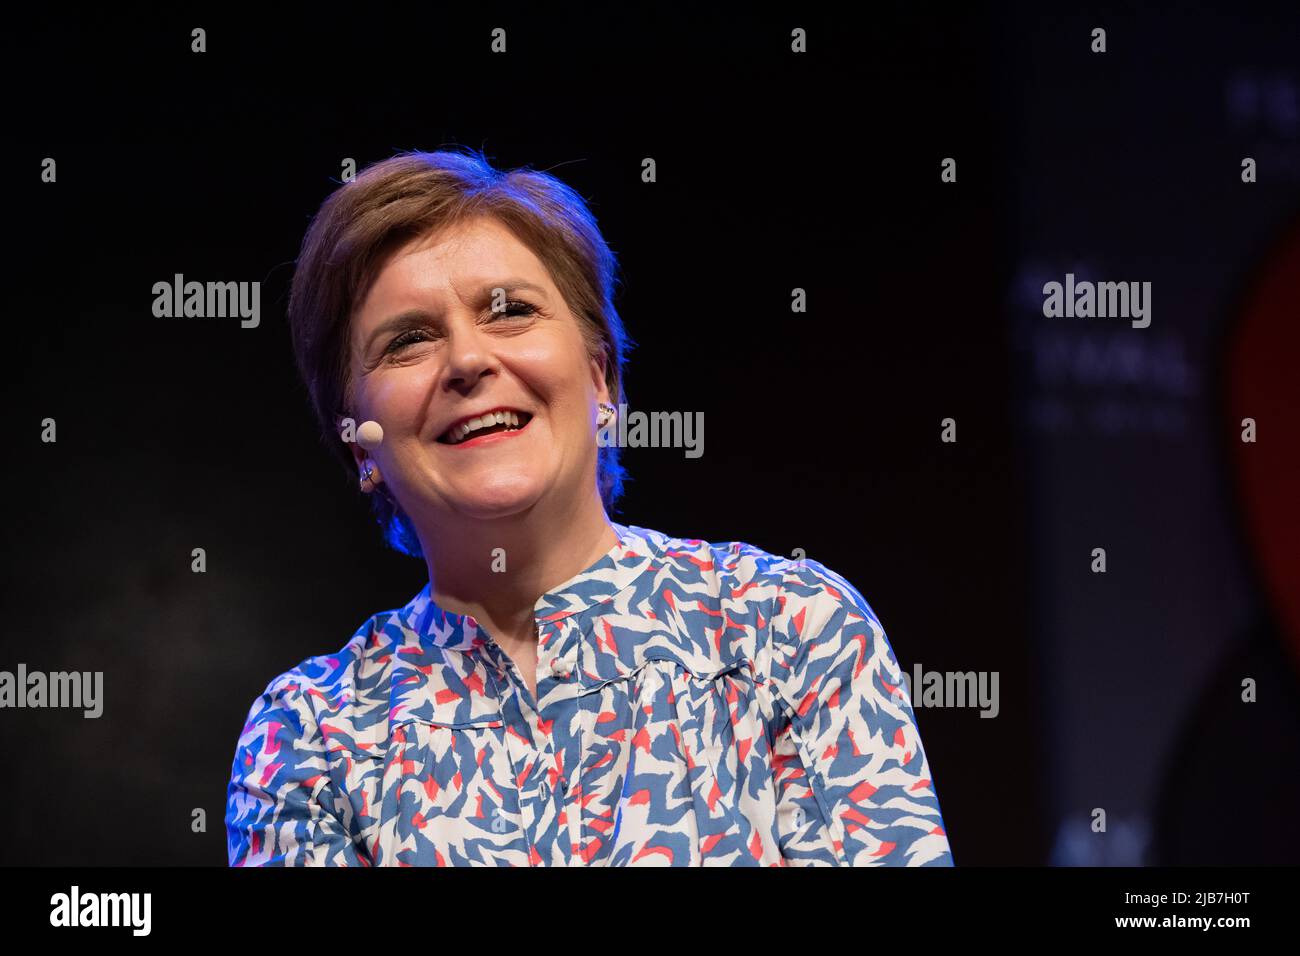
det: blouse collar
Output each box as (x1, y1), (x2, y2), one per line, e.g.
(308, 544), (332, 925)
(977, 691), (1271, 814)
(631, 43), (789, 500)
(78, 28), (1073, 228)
(396, 522), (662, 650)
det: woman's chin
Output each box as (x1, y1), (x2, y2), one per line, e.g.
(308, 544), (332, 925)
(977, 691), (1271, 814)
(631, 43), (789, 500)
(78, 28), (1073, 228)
(448, 482), (544, 520)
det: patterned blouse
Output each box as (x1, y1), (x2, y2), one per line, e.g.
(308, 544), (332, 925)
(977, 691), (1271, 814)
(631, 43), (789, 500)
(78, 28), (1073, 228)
(225, 523), (954, 866)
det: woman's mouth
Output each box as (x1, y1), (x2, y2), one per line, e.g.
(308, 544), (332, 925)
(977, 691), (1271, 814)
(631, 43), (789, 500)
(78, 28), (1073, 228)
(437, 409), (533, 446)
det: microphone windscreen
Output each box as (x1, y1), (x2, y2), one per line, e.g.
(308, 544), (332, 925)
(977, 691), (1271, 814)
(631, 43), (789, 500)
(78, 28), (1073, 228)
(357, 420), (384, 449)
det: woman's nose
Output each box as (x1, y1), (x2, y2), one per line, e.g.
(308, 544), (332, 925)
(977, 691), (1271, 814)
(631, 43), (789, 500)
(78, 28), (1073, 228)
(442, 319), (496, 390)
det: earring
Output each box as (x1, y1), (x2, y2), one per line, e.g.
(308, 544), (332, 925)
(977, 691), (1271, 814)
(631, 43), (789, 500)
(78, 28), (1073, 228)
(598, 402), (616, 426)
(359, 460), (380, 492)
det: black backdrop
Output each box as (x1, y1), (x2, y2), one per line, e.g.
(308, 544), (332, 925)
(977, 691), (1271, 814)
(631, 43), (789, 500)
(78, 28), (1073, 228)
(3, 3), (1297, 866)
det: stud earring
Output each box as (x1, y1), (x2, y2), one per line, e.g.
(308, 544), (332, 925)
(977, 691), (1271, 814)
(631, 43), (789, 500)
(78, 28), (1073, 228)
(359, 460), (380, 492)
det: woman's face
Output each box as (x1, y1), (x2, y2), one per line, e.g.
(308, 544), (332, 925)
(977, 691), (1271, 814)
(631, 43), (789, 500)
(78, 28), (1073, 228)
(346, 215), (611, 531)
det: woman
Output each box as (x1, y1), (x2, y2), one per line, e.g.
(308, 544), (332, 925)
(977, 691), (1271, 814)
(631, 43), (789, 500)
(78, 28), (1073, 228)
(225, 148), (954, 866)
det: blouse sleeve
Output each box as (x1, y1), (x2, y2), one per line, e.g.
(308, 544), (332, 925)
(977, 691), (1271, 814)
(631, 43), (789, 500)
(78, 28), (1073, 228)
(225, 671), (367, 867)
(765, 562), (953, 866)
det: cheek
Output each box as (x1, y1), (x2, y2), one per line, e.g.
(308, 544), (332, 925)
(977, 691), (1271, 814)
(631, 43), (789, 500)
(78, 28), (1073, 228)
(507, 334), (595, 408)
(366, 365), (437, 431)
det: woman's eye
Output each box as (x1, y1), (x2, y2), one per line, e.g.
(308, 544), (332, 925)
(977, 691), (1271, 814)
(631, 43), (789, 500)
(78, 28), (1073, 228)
(490, 300), (537, 320)
(386, 329), (431, 352)
(383, 302), (533, 355)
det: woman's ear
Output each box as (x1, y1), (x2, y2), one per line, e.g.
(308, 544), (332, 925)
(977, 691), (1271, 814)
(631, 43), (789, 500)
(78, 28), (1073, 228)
(334, 412), (369, 471)
(589, 352), (611, 405)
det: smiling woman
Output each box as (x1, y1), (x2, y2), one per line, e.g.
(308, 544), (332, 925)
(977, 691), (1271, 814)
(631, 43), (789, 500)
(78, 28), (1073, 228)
(286, 149), (631, 557)
(224, 148), (955, 866)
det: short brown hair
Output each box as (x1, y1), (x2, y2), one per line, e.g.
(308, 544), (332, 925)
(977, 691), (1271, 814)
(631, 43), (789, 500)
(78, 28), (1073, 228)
(287, 148), (632, 556)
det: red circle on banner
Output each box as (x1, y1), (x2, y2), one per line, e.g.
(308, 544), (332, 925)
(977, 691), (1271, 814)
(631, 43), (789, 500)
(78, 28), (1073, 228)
(1226, 215), (1300, 671)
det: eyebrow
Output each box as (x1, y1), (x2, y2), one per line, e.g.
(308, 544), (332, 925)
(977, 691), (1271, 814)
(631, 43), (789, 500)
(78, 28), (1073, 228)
(361, 279), (549, 351)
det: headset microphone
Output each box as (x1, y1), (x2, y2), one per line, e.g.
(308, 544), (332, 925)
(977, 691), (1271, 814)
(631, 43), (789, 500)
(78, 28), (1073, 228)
(357, 420), (384, 450)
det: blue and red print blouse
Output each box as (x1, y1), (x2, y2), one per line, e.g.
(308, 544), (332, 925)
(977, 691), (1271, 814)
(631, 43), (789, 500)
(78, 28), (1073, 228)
(226, 523), (954, 866)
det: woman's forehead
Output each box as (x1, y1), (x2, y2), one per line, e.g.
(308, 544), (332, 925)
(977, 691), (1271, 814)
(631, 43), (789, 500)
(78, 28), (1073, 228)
(362, 220), (553, 309)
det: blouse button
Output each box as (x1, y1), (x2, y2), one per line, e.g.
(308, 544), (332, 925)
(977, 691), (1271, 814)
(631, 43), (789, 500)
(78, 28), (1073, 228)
(550, 659), (571, 678)
(538, 781), (550, 799)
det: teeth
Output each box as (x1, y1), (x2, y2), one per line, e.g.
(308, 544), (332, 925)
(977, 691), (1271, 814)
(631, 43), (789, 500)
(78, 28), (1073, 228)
(444, 410), (527, 443)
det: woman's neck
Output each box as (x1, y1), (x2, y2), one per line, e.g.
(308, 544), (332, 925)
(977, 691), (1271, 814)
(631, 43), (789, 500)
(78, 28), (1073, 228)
(420, 497), (619, 644)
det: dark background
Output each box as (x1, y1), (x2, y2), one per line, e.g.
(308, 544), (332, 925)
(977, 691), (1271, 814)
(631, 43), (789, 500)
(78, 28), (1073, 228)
(3, 3), (1297, 865)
